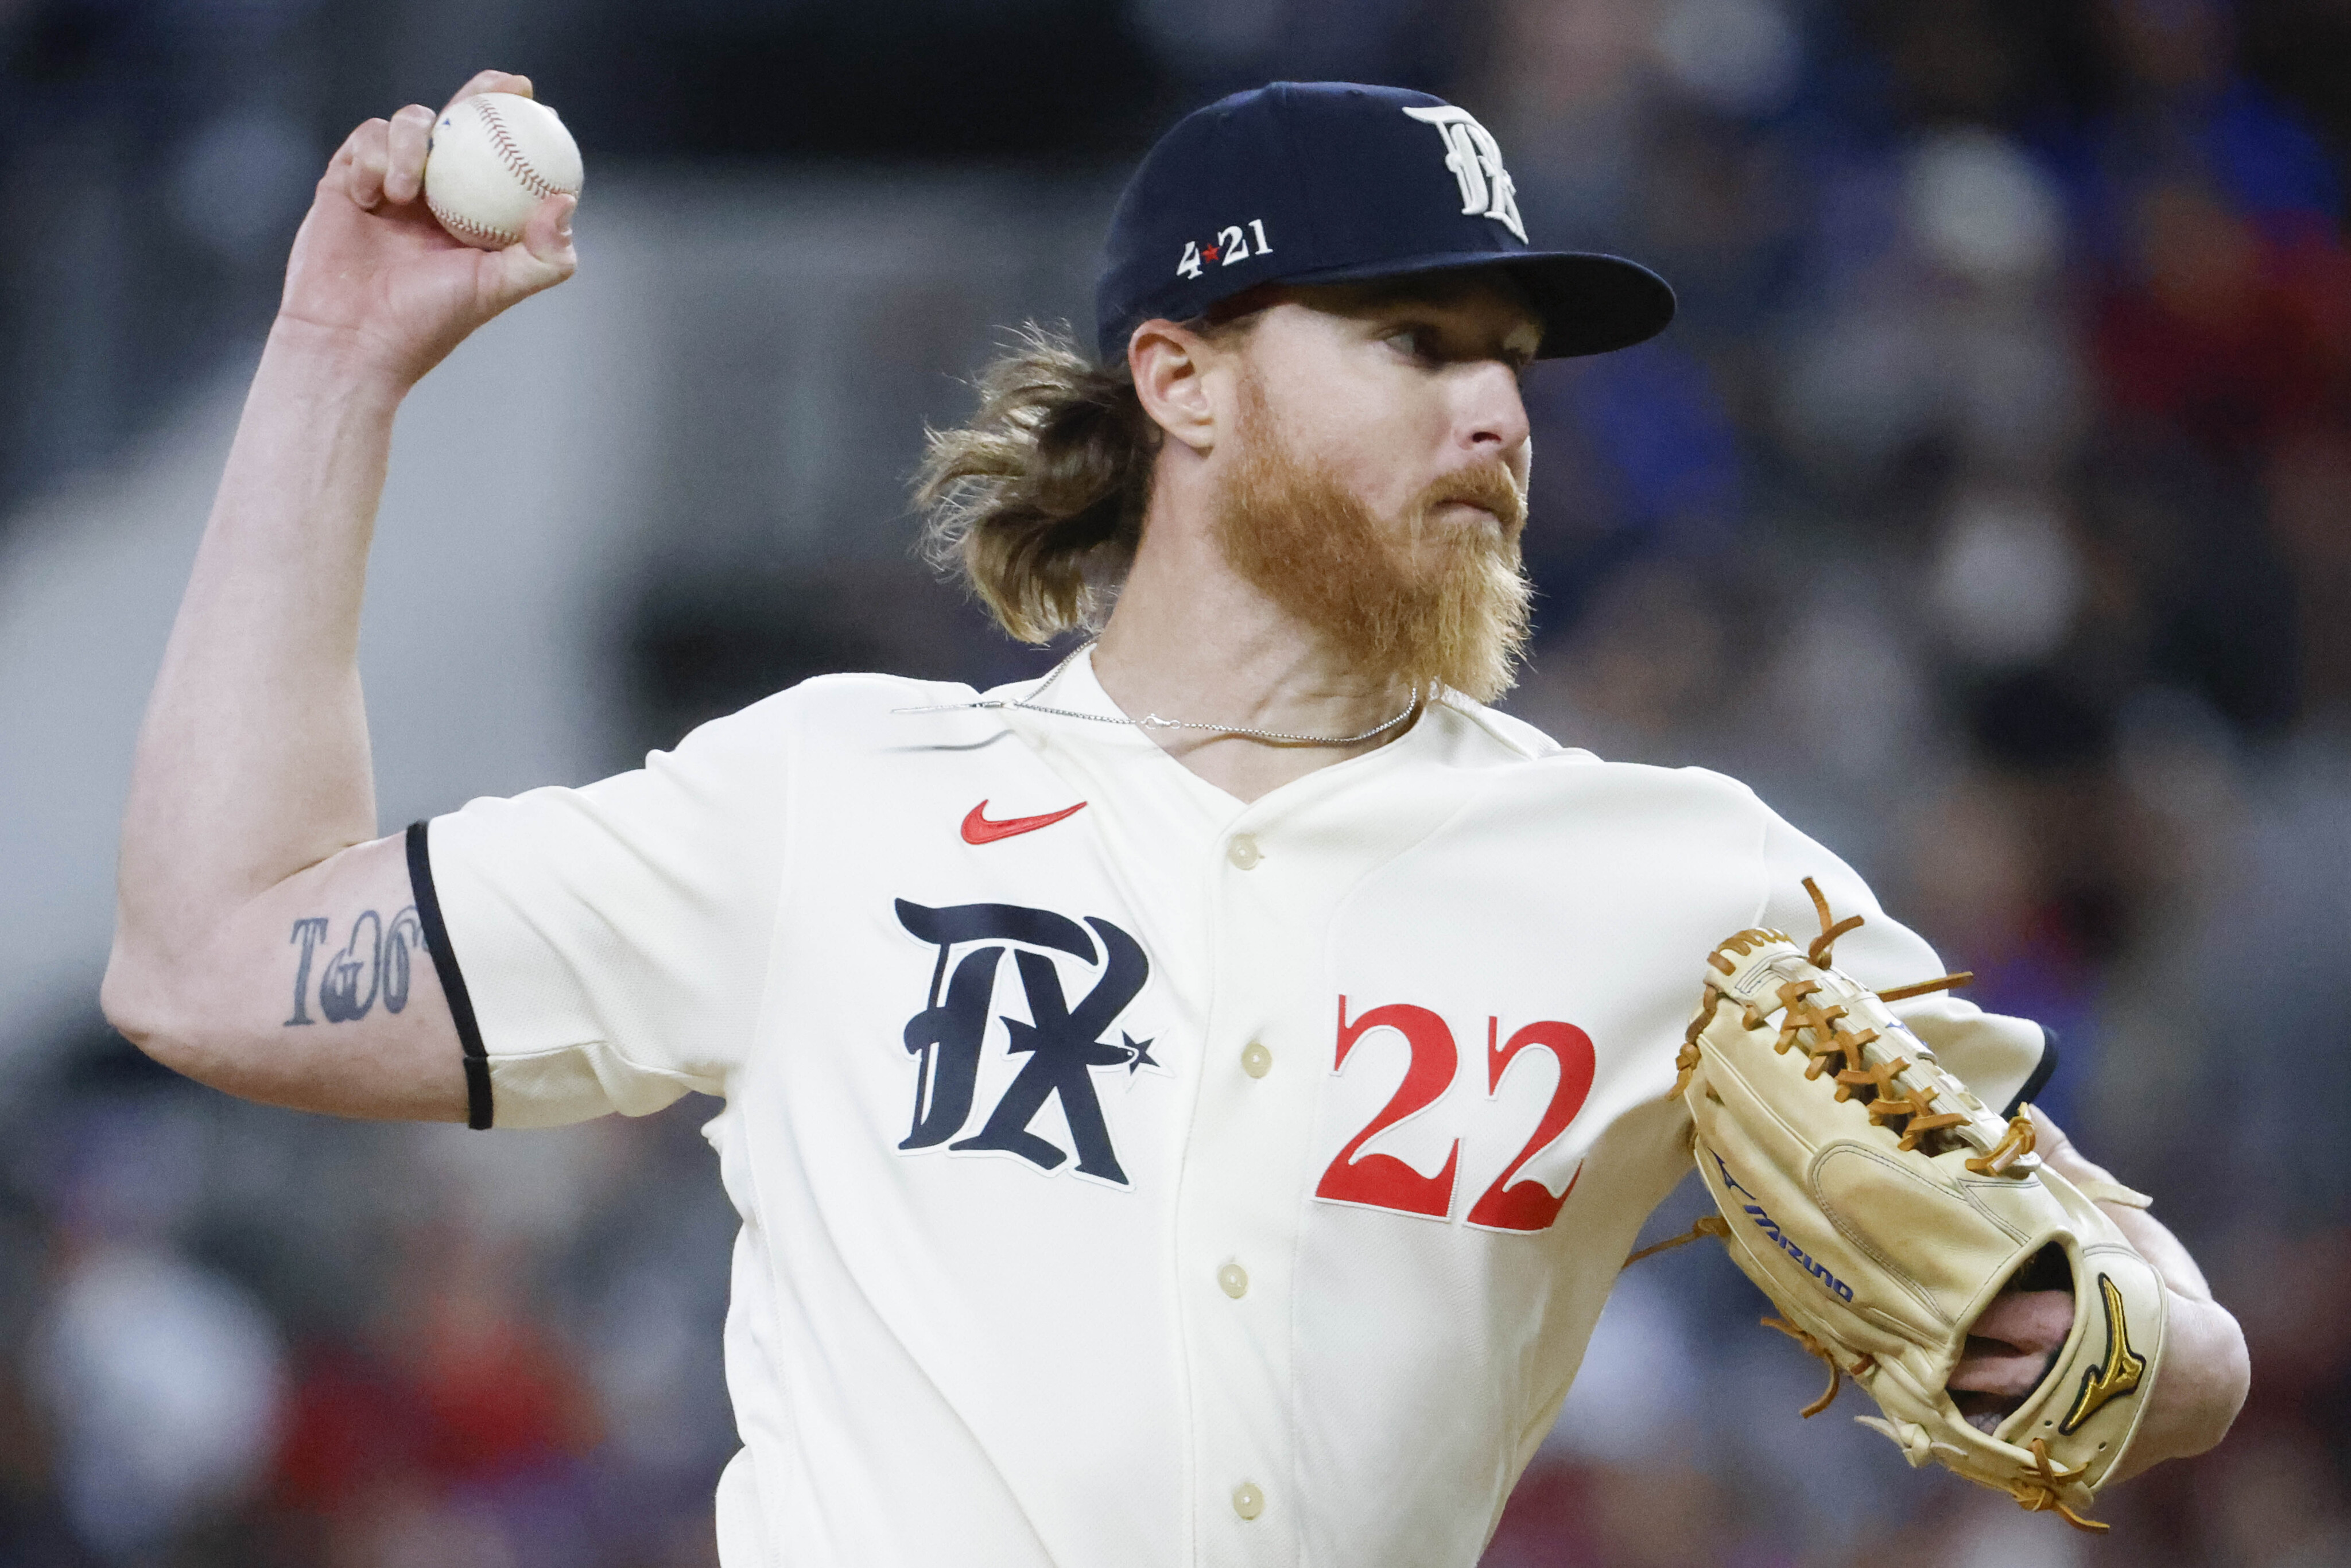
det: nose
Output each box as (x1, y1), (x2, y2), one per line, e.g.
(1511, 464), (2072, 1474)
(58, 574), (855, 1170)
(1457, 360), (1531, 457)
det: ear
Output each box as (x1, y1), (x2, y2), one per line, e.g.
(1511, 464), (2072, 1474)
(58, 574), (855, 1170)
(1129, 320), (1223, 454)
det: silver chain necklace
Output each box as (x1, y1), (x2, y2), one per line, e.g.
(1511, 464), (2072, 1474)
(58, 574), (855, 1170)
(896, 642), (1422, 747)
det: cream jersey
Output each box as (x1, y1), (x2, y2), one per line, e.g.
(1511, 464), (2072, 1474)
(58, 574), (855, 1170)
(410, 648), (2050, 1568)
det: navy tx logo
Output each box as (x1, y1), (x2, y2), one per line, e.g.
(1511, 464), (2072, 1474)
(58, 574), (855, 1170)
(894, 899), (1158, 1186)
(1401, 104), (1527, 242)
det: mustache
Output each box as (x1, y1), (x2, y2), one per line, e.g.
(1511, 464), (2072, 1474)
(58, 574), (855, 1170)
(1414, 464), (1527, 536)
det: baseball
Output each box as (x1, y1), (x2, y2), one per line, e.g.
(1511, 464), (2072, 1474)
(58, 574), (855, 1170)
(423, 91), (583, 250)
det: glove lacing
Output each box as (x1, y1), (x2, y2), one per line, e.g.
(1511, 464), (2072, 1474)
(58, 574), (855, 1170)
(2012, 1438), (2108, 1534)
(1759, 1313), (1876, 1418)
(1672, 880), (1981, 1151)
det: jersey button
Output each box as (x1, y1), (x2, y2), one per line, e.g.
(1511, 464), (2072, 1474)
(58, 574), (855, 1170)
(1217, 1263), (1249, 1298)
(1232, 1482), (1264, 1520)
(1241, 1042), (1272, 1078)
(1227, 834), (1260, 869)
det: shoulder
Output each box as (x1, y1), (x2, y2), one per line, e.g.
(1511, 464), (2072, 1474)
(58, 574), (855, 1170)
(436, 670), (993, 874)
(664, 671), (985, 758)
(727, 670), (979, 729)
(1425, 691), (1572, 763)
(1426, 694), (1774, 817)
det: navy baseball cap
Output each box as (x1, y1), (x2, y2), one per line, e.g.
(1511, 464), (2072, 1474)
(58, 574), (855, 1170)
(1094, 81), (1675, 365)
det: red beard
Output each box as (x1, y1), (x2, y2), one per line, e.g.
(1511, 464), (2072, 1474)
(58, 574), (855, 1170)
(1211, 374), (1533, 703)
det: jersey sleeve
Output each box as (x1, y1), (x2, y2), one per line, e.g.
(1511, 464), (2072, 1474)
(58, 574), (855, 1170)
(1753, 809), (2051, 1117)
(408, 696), (798, 1130)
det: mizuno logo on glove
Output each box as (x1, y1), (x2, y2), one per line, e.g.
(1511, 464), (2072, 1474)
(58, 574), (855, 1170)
(2059, 1275), (2147, 1434)
(1712, 1151), (1855, 1302)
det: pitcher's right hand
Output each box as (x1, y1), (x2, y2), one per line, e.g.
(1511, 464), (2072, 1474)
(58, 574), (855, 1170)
(277, 69), (577, 389)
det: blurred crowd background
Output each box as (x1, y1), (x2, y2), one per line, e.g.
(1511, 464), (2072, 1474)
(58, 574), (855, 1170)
(2, 0), (2347, 1563)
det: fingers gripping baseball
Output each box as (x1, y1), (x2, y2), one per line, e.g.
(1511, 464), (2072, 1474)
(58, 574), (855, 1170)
(382, 104), (434, 207)
(443, 69), (533, 115)
(337, 71), (537, 209)
(496, 192), (579, 294)
(281, 70), (575, 388)
(331, 118), (391, 212)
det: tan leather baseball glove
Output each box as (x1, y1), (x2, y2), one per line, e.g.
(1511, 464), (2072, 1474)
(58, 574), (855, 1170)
(1650, 880), (2166, 1532)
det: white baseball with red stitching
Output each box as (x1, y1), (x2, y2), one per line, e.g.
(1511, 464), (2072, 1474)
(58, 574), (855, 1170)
(423, 92), (583, 251)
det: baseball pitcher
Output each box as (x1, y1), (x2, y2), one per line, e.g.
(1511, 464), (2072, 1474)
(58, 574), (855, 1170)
(104, 72), (2247, 1566)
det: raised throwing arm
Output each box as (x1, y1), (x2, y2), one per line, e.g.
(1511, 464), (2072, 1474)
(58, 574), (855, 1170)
(100, 71), (576, 1120)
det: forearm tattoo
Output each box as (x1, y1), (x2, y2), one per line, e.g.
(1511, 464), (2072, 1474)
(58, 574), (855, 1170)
(286, 907), (425, 1025)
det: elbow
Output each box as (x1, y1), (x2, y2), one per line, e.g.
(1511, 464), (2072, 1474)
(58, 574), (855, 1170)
(100, 944), (163, 1046)
(2182, 1302), (2253, 1459)
(2125, 1296), (2251, 1479)
(99, 942), (210, 1082)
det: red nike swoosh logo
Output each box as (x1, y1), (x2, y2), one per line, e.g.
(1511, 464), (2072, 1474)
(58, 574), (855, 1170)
(961, 799), (1088, 845)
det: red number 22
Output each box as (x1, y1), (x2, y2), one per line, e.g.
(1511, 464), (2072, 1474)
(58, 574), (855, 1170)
(1316, 999), (1593, 1232)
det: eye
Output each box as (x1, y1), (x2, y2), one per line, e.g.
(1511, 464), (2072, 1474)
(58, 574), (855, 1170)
(1384, 324), (1442, 364)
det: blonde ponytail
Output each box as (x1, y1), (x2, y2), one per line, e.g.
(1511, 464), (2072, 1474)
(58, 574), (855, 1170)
(914, 323), (1158, 643)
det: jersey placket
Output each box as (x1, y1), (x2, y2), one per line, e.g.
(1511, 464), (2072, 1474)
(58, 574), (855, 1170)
(1173, 740), (1473, 1568)
(1181, 799), (1317, 1568)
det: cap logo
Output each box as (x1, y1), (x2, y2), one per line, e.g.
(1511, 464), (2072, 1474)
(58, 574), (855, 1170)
(1401, 105), (1526, 243)
(1176, 218), (1273, 281)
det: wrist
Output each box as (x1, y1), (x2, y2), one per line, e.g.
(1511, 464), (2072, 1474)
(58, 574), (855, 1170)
(2039, 1143), (2113, 1188)
(261, 315), (420, 403)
